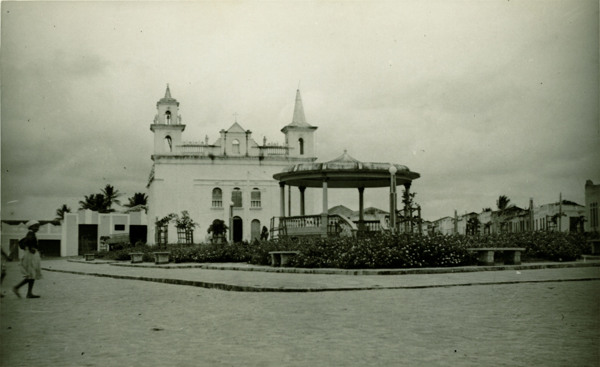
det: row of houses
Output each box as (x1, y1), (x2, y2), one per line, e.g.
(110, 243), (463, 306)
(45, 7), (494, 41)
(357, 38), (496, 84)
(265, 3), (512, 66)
(1, 209), (148, 260)
(431, 200), (587, 236)
(429, 181), (599, 235)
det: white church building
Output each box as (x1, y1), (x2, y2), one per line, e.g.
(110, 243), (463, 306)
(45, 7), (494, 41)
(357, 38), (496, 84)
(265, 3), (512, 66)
(146, 86), (318, 244)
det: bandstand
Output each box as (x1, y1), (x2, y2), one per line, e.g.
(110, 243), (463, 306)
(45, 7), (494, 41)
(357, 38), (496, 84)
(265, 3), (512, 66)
(272, 151), (420, 238)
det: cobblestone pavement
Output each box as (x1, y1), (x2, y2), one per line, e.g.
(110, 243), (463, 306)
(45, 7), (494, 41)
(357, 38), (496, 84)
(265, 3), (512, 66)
(1, 261), (599, 367)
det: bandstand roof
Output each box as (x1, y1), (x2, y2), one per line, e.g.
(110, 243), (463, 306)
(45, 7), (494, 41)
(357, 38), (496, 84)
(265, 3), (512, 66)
(273, 150), (420, 188)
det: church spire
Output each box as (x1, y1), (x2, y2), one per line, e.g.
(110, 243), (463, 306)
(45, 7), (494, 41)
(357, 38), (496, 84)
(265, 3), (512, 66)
(164, 84), (172, 99)
(291, 89), (309, 127)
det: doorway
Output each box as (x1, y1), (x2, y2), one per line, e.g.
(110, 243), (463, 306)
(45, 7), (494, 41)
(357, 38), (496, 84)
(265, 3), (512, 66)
(232, 216), (243, 243)
(251, 219), (261, 241)
(78, 224), (98, 255)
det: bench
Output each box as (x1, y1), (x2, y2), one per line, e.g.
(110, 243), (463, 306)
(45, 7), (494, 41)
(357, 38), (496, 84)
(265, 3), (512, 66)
(467, 247), (525, 266)
(84, 253), (95, 261)
(153, 252), (170, 265)
(129, 252), (144, 264)
(268, 251), (299, 267)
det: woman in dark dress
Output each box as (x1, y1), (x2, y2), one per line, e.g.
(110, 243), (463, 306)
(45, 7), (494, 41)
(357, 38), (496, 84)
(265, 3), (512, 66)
(13, 220), (42, 298)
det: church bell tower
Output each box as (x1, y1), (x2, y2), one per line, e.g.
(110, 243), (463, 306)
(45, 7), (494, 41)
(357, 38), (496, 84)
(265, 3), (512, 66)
(281, 89), (318, 158)
(150, 84), (185, 154)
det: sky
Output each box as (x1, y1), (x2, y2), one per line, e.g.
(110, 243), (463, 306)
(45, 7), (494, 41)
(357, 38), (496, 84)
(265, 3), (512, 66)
(1, 0), (599, 222)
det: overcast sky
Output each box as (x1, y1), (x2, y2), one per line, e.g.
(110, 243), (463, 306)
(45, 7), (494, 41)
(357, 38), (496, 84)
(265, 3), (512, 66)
(1, 1), (598, 221)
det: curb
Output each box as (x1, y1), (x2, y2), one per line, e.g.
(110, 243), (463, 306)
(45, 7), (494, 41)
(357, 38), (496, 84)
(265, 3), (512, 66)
(41, 266), (600, 293)
(107, 260), (600, 276)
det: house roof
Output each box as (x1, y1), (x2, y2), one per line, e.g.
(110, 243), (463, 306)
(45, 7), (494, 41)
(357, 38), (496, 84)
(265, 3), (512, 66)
(328, 205), (355, 217)
(1, 220), (60, 226)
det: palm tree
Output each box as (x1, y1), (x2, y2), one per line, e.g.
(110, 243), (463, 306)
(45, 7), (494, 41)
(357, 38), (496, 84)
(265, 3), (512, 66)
(101, 184), (122, 212)
(124, 193), (148, 208)
(55, 204), (71, 221)
(79, 193), (108, 212)
(496, 195), (514, 233)
(496, 195), (513, 211)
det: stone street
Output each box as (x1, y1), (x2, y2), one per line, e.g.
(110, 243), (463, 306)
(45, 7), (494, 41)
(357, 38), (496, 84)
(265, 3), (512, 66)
(1, 260), (598, 367)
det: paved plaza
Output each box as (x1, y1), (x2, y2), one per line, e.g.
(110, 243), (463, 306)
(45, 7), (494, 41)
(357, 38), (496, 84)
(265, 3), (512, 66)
(1, 259), (599, 367)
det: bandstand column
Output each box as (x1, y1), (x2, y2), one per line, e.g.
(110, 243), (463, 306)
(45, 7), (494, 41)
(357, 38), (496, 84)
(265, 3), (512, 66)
(288, 185), (291, 217)
(389, 166), (397, 234)
(299, 186), (306, 216)
(321, 179), (329, 237)
(322, 179), (329, 214)
(404, 182), (411, 234)
(279, 182), (286, 217)
(358, 187), (365, 231)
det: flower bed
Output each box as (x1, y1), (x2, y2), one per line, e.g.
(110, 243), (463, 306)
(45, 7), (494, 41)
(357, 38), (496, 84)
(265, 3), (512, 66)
(91, 231), (594, 268)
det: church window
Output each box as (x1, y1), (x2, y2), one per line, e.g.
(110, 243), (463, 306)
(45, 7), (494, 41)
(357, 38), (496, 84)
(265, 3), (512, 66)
(232, 188), (242, 208)
(232, 139), (240, 154)
(212, 188), (222, 208)
(299, 138), (304, 155)
(165, 111), (172, 124)
(165, 136), (172, 152)
(251, 188), (261, 208)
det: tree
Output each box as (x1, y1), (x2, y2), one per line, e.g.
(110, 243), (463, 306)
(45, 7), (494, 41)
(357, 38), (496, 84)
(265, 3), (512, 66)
(496, 195), (515, 233)
(496, 195), (514, 211)
(174, 210), (198, 244)
(207, 219), (228, 243)
(155, 213), (176, 248)
(79, 193), (108, 212)
(101, 184), (122, 212)
(55, 204), (71, 221)
(124, 192), (148, 213)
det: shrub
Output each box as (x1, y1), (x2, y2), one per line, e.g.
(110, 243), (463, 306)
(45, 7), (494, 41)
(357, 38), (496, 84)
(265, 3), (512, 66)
(91, 231), (593, 268)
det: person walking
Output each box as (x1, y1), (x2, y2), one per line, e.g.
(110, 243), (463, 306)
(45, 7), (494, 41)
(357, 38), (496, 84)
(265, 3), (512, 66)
(1, 246), (9, 298)
(13, 220), (43, 299)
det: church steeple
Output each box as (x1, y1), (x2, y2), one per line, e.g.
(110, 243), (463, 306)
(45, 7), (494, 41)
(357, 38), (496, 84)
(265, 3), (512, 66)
(282, 89), (314, 132)
(281, 88), (317, 158)
(151, 84), (185, 154)
(164, 84), (172, 99)
(291, 89), (308, 127)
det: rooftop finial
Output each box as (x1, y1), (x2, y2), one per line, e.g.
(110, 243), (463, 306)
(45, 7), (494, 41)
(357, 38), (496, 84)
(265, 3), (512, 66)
(165, 84), (172, 99)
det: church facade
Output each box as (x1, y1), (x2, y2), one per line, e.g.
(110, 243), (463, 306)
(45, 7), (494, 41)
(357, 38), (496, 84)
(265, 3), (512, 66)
(146, 86), (318, 244)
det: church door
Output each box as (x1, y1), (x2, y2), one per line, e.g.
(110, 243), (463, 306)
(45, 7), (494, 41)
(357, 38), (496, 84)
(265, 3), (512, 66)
(233, 216), (243, 243)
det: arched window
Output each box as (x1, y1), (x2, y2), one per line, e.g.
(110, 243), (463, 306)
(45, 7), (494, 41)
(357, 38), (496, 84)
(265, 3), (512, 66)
(298, 138), (304, 155)
(232, 188), (242, 207)
(212, 188), (222, 208)
(251, 219), (261, 240)
(251, 188), (261, 208)
(165, 111), (172, 124)
(232, 139), (240, 154)
(165, 136), (172, 152)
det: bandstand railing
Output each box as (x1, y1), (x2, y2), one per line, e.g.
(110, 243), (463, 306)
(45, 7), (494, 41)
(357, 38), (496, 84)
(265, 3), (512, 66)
(271, 214), (358, 239)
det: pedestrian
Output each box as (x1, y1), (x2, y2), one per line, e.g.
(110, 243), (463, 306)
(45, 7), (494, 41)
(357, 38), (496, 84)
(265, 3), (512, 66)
(260, 226), (269, 241)
(13, 220), (43, 299)
(1, 246), (9, 298)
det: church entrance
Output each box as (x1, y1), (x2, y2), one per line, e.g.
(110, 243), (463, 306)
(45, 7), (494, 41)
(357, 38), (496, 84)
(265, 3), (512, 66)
(232, 216), (243, 243)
